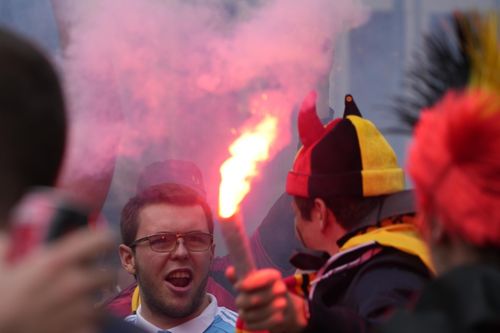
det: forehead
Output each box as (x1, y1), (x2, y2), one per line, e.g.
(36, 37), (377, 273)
(136, 202), (208, 236)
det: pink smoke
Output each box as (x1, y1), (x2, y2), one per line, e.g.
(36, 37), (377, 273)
(54, 0), (368, 213)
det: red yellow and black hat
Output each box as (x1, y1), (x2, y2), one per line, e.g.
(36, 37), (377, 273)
(286, 91), (404, 198)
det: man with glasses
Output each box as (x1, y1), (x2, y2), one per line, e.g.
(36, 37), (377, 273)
(108, 159), (305, 322)
(118, 160), (237, 332)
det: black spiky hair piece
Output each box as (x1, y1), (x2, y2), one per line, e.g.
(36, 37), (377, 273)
(394, 11), (499, 130)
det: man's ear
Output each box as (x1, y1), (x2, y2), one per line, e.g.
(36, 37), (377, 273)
(119, 244), (137, 275)
(312, 198), (329, 231)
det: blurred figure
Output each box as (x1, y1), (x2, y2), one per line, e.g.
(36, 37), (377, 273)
(381, 11), (500, 333)
(227, 93), (433, 333)
(117, 160), (237, 332)
(0, 27), (138, 333)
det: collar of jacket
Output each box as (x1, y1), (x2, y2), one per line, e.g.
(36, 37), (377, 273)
(290, 216), (434, 273)
(339, 221), (434, 274)
(308, 222), (434, 298)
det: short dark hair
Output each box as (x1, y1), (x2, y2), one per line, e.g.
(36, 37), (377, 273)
(0, 28), (66, 223)
(120, 183), (214, 246)
(294, 195), (383, 230)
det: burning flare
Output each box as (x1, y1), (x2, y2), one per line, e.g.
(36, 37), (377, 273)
(219, 115), (278, 218)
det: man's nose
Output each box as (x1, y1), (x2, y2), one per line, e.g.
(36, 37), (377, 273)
(170, 238), (189, 259)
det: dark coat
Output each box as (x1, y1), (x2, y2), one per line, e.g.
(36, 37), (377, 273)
(304, 244), (431, 333)
(380, 264), (500, 333)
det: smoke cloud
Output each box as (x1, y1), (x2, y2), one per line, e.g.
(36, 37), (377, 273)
(54, 0), (368, 226)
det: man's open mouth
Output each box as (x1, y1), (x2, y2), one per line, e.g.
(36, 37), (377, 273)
(165, 269), (193, 288)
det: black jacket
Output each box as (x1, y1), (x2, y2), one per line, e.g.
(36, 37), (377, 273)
(380, 264), (500, 333)
(304, 244), (431, 333)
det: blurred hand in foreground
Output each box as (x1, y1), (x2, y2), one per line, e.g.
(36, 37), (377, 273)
(0, 228), (115, 333)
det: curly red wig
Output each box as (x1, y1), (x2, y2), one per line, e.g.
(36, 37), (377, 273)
(409, 89), (500, 247)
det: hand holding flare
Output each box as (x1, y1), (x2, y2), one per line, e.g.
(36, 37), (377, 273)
(218, 116), (279, 333)
(219, 95), (314, 333)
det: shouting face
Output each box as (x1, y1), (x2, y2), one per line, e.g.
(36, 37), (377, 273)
(121, 203), (214, 324)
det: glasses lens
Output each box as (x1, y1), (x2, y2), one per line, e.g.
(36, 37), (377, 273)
(149, 234), (177, 252)
(184, 232), (213, 251)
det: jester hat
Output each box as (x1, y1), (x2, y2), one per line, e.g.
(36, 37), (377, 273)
(286, 92), (404, 198)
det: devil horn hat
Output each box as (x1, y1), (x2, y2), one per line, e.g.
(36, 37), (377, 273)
(298, 91), (326, 147)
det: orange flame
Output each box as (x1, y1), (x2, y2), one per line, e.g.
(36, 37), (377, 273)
(219, 115), (278, 218)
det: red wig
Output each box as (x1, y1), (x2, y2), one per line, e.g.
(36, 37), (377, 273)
(409, 89), (500, 247)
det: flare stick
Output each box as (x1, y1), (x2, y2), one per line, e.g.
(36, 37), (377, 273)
(218, 212), (255, 279)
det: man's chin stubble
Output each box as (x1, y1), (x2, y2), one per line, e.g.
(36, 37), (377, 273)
(140, 274), (209, 319)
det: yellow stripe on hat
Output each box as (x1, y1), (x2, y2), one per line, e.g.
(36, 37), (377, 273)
(348, 115), (405, 196)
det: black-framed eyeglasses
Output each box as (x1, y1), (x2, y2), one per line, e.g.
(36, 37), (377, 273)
(130, 231), (213, 253)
